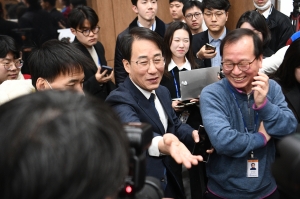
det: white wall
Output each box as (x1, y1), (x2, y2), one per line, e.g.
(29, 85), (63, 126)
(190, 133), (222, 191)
(278, 0), (293, 17)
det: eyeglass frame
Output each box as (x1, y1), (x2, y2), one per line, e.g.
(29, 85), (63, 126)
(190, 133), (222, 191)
(185, 12), (202, 20)
(0, 58), (24, 71)
(76, 26), (100, 37)
(203, 11), (226, 19)
(130, 55), (165, 69)
(221, 58), (256, 72)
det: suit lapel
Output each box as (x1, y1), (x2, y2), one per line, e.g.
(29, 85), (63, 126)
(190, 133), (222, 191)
(125, 78), (165, 135)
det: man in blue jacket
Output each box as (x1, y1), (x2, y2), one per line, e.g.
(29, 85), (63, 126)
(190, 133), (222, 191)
(200, 28), (297, 199)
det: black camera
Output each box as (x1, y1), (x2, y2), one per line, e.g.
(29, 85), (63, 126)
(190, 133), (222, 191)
(119, 123), (164, 199)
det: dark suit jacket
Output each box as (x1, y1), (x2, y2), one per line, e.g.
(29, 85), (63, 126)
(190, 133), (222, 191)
(105, 77), (194, 198)
(192, 29), (229, 68)
(73, 38), (115, 100)
(114, 17), (167, 86)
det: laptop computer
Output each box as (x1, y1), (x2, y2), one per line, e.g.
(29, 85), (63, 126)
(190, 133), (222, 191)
(177, 67), (220, 101)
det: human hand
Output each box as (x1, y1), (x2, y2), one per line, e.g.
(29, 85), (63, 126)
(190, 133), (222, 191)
(258, 121), (271, 142)
(252, 72), (269, 108)
(192, 130), (199, 143)
(95, 66), (114, 83)
(172, 100), (184, 112)
(196, 45), (217, 60)
(190, 98), (199, 103)
(162, 133), (203, 168)
(206, 147), (214, 154)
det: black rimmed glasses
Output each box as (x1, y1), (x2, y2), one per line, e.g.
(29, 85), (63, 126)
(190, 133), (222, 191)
(1, 58), (24, 71)
(76, 26), (100, 37)
(221, 58), (256, 71)
(185, 12), (202, 20)
(130, 55), (165, 69)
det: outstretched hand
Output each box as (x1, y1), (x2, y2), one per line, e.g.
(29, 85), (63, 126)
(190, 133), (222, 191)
(160, 133), (203, 168)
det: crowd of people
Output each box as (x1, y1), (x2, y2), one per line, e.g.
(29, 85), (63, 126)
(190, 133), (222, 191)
(0, 0), (299, 199)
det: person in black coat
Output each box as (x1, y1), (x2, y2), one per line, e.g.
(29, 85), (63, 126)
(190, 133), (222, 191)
(114, 0), (168, 86)
(69, 5), (115, 100)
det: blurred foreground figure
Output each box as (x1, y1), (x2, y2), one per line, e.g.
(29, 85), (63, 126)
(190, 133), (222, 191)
(0, 90), (129, 199)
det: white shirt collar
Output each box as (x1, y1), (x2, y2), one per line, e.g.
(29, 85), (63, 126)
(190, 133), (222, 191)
(137, 20), (157, 31)
(168, 58), (191, 72)
(130, 77), (155, 99)
(261, 5), (272, 19)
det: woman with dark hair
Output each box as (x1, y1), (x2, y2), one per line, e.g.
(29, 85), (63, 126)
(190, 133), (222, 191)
(271, 38), (300, 131)
(160, 21), (201, 129)
(236, 10), (274, 58)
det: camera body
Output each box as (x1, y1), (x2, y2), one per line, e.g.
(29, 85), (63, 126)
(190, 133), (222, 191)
(119, 123), (164, 199)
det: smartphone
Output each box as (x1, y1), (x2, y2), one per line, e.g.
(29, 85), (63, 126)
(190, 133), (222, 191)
(100, 65), (113, 75)
(205, 43), (216, 53)
(192, 125), (212, 163)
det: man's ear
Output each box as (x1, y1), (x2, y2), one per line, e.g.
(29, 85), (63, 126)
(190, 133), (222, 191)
(70, 28), (76, 35)
(123, 59), (131, 74)
(225, 12), (229, 22)
(132, 5), (138, 14)
(35, 78), (47, 91)
(257, 55), (263, 69)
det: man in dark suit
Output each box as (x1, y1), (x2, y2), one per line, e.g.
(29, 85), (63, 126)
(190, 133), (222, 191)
(192, 0), (230, 68)
(106, 27), (203, 199)
(114, 0), (168, 86)
(69, 5), (115, 100)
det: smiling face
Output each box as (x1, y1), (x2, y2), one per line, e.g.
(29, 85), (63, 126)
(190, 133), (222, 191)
(71, 19), (98, 48)
(170, 29), (190, 60)
(123, 39), (164, 92)
(0, 52), (21, 84)
(169, 1), (184, 21)
(222, 36), (262, 93)
(132, 0), (158, 25)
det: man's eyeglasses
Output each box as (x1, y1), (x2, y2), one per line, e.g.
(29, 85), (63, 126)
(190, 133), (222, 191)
(130, 55), (165, 69)
(1, 59), (24, 71)
(185, 12), (202, 20)
(76, 26), (100, 37)
(221, 58), (256, 71)
(203, 11), (225, 19)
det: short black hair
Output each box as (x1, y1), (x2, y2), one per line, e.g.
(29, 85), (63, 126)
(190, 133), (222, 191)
(273, 38), (300, 88)
(70, 0), (87, 8)
(131, 0), (158, 6)
(0, 90), (129, 199)
(169, 0), (188, 3)
(68, 5), (98, 29)
(202, 0), (231, 12)
(42, 0), (56, 6)
(0, 35), (20, 59)
(182, 0), (202, 16)
(120, 27), (165, 62)
(220, 28), (263, 59)
(236, 11), (271, 48)
(28, 39), (93, 89)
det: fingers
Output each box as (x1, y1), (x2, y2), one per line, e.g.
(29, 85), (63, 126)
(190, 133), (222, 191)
(192, 130), (199, 143)
(206, 147), (214, 154)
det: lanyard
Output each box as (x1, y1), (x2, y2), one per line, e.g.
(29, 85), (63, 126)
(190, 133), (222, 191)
(171, 69), (180, 98)
(227, 84), (259, 133)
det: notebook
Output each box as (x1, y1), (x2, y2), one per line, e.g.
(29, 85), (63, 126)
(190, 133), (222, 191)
(177, 67), (220, 101)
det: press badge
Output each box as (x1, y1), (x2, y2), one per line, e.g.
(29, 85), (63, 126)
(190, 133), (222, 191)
(179, 110), (190, 123)
(247, 151), (258, 177)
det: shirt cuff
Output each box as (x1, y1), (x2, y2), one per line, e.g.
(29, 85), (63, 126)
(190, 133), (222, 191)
(148, 136), (163, 157)
(258, 132), (267, 146)
(252, 98), (268, 110)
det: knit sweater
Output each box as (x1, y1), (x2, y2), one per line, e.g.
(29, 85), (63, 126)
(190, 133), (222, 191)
(200, 78), (297, 199)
